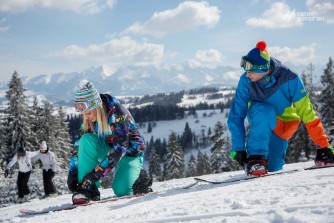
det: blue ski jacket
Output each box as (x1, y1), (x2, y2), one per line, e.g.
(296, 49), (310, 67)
(228, 58), (329, 151)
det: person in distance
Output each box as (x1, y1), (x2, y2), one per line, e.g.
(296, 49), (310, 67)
(32, 141), (57, 199)
(5, 144), (40, 203)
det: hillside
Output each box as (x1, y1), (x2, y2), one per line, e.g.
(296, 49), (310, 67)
(1, 161), (333, 223)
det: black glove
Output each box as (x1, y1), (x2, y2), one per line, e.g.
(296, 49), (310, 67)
(315, 146), (334, 165)
(67, 167), (78, 192)
(230, 151), (247, 166)
(79, 170), (100, 191)
(4, 169), (9, 178)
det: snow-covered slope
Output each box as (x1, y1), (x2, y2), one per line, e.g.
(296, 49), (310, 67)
(1, 161), (333, 223)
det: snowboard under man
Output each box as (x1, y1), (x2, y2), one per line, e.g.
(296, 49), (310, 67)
(228, 40), (334, 176)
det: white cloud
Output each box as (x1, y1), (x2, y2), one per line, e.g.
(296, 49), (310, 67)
(188, 49), (223, 69)
(0, 17), (9, 32)
(0, 0), (116, 14)
(307, 0), (334, 24)
(0, 25), (10, 32)
(222, 70), (243, 84)
(53, 36), (164, 67)
(246, 2), (302, 28)
(269, 44), (316, 65)
(125, 1), (220, 37)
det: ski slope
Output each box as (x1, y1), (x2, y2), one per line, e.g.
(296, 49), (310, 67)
(1, 161), (333, 223)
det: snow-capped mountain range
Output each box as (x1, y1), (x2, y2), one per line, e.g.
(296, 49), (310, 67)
(0, 60), (325, 108)
(0, 64), (241, 105)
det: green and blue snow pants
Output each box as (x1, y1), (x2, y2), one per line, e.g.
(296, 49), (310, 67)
(78, 133), (143, 196)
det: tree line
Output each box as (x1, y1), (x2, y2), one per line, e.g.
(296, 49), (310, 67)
(0, 71), (72, 172)
(146, 121), (242, 181)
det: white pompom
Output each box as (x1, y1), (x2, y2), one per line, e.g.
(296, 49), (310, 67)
(79, 80), (89, 89)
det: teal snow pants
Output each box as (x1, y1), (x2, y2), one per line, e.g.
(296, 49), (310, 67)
(78, 133), (143, 197)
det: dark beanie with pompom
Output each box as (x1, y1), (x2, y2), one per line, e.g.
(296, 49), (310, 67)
(246, 41), (270, 66)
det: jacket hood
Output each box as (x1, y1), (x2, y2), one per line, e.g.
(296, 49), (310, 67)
(270, 57), (282, 79)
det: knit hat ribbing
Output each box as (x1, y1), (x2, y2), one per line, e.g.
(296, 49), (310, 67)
(75, 80), (102, 111)
(40, 141), (47, 150)
(246, 41), (270, 66)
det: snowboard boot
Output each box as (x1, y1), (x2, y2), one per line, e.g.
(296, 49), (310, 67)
(72, 186), (100, 205)
(40, 194), (49, 199)
(132, 177), (153, 195)
(49, 193), (58, 198)
(315, 146), (334, 166)
(16, 196), (28, 203)
(245, 155), (268, 176)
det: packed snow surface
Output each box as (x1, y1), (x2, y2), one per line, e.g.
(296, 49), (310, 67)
(1, 161), (333, 223)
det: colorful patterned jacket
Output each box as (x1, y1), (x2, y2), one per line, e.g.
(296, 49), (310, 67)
(92, 94), (145, 179)
(92, 94), (145, 157)
(228, 58), (329, 151)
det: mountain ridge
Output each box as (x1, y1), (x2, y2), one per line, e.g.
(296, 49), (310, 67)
(0, 64), (241, 104)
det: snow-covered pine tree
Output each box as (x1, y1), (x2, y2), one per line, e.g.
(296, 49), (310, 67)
(26, 96), (42, 150)
(147, 122), (152, 133)
(196, 149), (211, 176)
(319, 57), (334, 143)
(186, 154), (197, 177)
(2, 71), (33, 163)
(36, 100), (54, 144)
(202, 152), (212, 175)
(0, 121), (6, 170)
(163, 131), (184, 180)
(148, 146), (162, 181)
(144, 136), (154, 161)
(196, 149), (205, 176)
(181, 122), (193, 151)
(53, 106), (72, 170)
(36, 100), (70, 170)
(305, 63), (319, 111)
(210, 121), (230, 173)
(199, 129), (208, 148)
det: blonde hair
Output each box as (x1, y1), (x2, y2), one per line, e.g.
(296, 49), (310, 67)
(82, 104), (110, 137)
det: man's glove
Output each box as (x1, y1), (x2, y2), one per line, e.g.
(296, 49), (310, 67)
(4, 169), (9, 178)
(230, 151), (247, 166)
(315, 145), (334, 166)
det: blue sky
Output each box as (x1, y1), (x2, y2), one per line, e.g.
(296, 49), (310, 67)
(0, 0), (333, 83)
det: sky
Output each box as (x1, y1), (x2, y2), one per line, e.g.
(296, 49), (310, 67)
(0, 0), (333, 83)
(1, 161), (334, 222)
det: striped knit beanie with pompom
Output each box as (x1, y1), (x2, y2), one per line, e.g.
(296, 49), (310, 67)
(75, 80), (102, 111)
